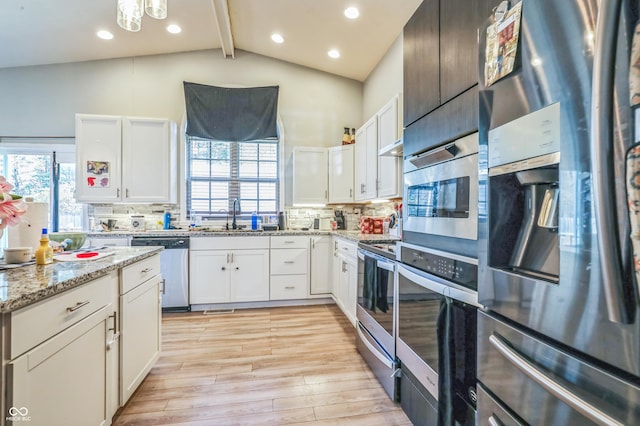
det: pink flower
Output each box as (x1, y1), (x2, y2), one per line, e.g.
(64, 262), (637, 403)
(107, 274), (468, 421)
(0, 176), (26, 229)
(0, 176), (14, 195)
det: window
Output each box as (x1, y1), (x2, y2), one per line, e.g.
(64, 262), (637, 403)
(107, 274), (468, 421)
(0, 144), (83, 232)
(186, 136), (279, 217)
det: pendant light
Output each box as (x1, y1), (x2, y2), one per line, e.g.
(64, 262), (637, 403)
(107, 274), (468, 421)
(145, 0), (167, 19)
(116, 0), (167, 32)
(117, 0), (143, 32)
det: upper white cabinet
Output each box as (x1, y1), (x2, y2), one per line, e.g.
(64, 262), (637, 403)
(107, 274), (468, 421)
(355, 116), (378, 201)
(292, 147), (328, 205)
(328, 145), (354, 204)
(75, 114), (177, 204)
(377, 95), (402, 198)
(355, 94), (403, 201)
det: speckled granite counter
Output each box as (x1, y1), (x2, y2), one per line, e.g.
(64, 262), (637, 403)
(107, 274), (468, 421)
(89, 229), (399, 244)
(0, 246), (162, 313)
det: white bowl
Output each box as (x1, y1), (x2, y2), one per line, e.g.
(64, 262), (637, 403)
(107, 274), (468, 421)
(4, 247), (32, 264)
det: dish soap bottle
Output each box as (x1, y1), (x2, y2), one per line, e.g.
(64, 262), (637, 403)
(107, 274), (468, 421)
(35, 228), (53, 265)
(163, 212), (171, 230)
(251, 212), (258, 230)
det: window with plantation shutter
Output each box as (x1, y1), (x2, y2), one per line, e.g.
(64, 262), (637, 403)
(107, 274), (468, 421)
(186, 136), (279, 217)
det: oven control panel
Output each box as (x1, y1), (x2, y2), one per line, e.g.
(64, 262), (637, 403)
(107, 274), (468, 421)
(401, 246), (477, 291)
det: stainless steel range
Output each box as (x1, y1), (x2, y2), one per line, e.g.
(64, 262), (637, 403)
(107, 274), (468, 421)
(356, 241), (398, 401)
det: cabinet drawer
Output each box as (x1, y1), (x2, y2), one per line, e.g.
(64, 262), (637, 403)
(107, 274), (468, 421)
(121, 254), (161, 294)
(10, 273), (112, 359)
(335, 237), (357, 259)
(270, 275), (308, 300)
(271, 249), (308, 275)
(270, 236), (309, 249)
(191, 236), (269, 250)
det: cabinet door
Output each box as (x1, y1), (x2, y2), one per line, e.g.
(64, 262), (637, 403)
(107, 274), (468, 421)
(105, 272), (120, 422)
(440, 0), (493, 103)
(377, 95), (402, 198)
(355, 116), (378, 201)
(122, 117), (177, 203)
(292, 147), (328, 205)
(345, 256), (358, 327)
(120, 275), (161, 405)
(403, 0), (440, 127)
(189, 250), (230, 304)
(310, 236), (332, 294)
(8, 307), (108, 426)
(231, 250), (269, 302)
(328, 145), (354, 203)
(75, 114), (122, 202)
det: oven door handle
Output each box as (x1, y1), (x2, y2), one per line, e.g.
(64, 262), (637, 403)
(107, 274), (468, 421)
(377, 259), (395, 272)
(357, 322), (394, 369)
(398, 264), (448, 295)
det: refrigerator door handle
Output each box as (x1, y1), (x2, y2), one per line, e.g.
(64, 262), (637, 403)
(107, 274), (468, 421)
(590, 0), (631, 324)
(489, 334), (624, 426)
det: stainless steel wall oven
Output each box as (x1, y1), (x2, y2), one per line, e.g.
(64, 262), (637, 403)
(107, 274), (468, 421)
(356, 242), (398, 401)
(397, 242), (479, 426)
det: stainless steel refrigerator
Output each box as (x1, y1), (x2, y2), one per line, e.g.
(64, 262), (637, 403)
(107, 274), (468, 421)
(477, 0), (640, 424)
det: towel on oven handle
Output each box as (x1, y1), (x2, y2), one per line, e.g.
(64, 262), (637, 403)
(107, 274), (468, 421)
(376, 268), (389, 313)
(363, 255), (377, 311)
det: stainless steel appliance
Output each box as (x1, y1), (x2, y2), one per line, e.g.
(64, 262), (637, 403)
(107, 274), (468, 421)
(397, 242), (479, 425)
(356, 242), (398, 400)
(131, 236), (190, 311)
(403, 132), (478, 258)
(477, 0), (640, 423)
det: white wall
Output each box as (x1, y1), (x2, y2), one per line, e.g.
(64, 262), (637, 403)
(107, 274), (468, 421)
(362, 35), (403, 124)
(0, 48), (363, 207)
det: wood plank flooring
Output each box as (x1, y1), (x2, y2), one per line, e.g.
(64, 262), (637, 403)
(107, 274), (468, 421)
(113, 304), (411, 425)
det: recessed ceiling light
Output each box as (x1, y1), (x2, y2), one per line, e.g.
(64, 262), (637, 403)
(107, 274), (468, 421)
(344, 7), (360, 19)
(328, 49), (340, 59)
(96, 30), (114, 40)
(271, 33), (284, 44)
(166, 24), (182, 34)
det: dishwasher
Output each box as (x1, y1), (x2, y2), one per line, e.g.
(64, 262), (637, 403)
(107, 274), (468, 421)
(131, 236), (190, 311)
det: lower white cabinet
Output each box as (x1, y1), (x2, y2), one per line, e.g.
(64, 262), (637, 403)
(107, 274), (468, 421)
(310, 235), (332, 295)
(270, 236), (309, 301)
(190, 237), (270, 304)
(332, 237), (358, 325)
(120, 255), (162, 405)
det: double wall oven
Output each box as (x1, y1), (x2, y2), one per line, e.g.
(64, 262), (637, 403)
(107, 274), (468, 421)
(397, 132), (480, 425)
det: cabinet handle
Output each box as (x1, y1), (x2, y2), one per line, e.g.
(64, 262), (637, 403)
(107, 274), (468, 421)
(376, 179), (380, 190)
(227, 253), (230, 263)
(361, 183), (365, 193)
(221, 266), (226, 271)
(325, 190), (328, 199)
(312, 239), (315, 249)
(235, 266), (239, 270)
(117, 188), (121, 198)
(125, 188), (129, 198)
(334, 241), (338, 250)
(285, 286), (295, 290)
(284, 260), (295, 264)
(230, 252), (234, 263)
(342, 261), (347, 272)
(350, 188), (353, 197)
(67, 300), (90, 312)
(161, 278), (166, 294)
(141, 267), (152, 273)
(108, 311), (118, 332)
(284, 240), (295, 244)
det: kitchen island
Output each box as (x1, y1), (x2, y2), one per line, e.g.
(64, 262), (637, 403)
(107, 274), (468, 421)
(0, 246), (163, 426)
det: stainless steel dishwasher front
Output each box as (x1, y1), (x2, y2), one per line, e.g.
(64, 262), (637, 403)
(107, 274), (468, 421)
(131, 236), (190, 311)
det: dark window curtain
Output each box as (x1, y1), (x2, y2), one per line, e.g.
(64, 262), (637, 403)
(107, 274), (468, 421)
(183, 82), (279, 142)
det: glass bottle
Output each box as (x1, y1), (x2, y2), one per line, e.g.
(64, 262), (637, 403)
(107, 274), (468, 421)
(342, 127), (351, 145)
(350, 128), (356, 144)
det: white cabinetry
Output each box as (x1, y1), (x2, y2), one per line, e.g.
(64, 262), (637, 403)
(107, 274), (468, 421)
(328, 145), (354, 203)
(310, 235), (332, 295)
(355, 116), (378, 201)
(376, 95), (402, 198)
(292, 147), (328, 205)
(190, 237), (270, 304)
(120, 254), (162, 404)
(7, 274), (112, 426)
(332, 237), (358, 326)
(270, 236), (309, 300)
(75, 114), (177, 204)
(355, 94), (403, 201)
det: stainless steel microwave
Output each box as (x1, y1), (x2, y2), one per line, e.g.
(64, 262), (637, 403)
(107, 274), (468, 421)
(403, 132), (478, 241)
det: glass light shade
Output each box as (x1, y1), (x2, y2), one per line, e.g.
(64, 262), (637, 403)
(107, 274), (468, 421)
(118, 0), (144, 18)
(145, 0), (167, 19)
(117, 1), (142, 32)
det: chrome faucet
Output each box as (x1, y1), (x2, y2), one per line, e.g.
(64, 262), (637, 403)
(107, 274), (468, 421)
(232, 198), (239, 230)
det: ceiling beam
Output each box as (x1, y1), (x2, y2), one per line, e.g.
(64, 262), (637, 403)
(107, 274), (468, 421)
(210, 0), (235, 58)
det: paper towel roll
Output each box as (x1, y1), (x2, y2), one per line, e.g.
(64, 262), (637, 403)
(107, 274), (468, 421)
(7, 202), (49, 253)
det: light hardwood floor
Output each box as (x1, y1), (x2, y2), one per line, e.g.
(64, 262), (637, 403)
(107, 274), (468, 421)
(113, 303), (412, 425)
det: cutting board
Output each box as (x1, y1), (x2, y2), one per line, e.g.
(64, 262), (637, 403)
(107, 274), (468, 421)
(54, 251), (115, 262)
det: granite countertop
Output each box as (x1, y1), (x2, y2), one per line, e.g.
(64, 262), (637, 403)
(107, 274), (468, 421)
(89, 229), (400, 244)
(0, 246), (163, 313)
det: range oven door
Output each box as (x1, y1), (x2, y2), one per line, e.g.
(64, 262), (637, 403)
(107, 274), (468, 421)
(356, 249), (395, 352)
